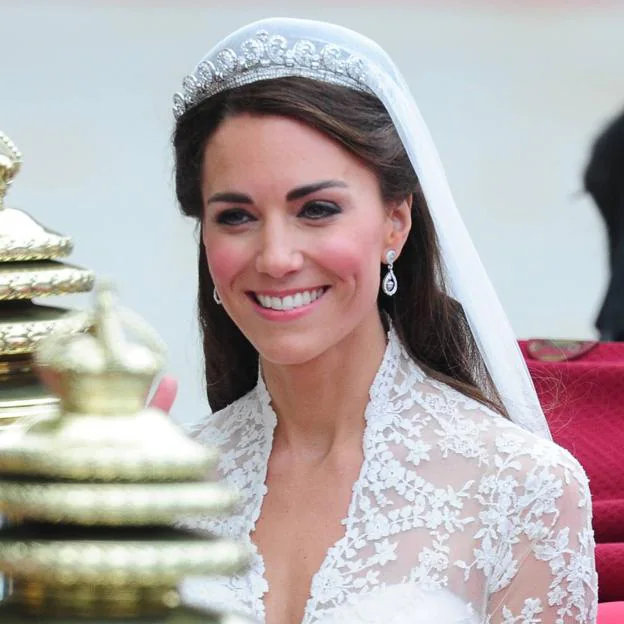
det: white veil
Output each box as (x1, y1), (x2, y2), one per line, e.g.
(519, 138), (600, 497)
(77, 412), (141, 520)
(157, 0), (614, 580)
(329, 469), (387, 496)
(173, 17), (551, 440)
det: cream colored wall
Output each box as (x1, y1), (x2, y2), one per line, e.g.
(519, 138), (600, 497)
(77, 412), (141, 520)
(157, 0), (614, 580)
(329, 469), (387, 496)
(1, 2), (622, 424)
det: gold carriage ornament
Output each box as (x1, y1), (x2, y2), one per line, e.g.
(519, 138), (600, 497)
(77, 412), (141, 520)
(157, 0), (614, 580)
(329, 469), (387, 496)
(0, 281), (255, 623)
(0, 130), (94, 430)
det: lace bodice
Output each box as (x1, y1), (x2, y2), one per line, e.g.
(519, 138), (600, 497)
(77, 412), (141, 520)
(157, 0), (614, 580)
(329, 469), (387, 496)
(180, 329), (597, 623)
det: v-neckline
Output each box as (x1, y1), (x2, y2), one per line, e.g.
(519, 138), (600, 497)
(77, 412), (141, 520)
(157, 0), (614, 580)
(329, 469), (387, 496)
(245, 327), (401, 624)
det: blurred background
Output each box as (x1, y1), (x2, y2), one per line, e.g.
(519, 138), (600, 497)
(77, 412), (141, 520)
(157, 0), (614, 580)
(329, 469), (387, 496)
(0, 1), (622, 425)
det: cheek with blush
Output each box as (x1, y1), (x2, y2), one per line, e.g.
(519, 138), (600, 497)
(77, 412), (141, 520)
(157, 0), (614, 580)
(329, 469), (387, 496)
(315, 230), (382, 297)
(203, 237), (246, 292)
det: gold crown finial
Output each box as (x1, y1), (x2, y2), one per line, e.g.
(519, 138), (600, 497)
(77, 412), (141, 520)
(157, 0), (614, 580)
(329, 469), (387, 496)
(0, 131), (22, 210)
(0, 282), (253, 622)
(34, 280), (166, 415)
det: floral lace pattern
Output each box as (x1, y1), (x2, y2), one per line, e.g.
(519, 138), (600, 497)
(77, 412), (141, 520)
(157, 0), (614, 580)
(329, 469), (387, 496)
(180, 328), (597, 623)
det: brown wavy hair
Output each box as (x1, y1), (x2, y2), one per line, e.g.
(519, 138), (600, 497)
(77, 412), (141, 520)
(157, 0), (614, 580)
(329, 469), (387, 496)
(173, 77), (506, 416)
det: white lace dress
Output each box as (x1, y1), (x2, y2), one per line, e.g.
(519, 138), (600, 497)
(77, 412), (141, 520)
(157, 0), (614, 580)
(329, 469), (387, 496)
(180, 328), (598, 623)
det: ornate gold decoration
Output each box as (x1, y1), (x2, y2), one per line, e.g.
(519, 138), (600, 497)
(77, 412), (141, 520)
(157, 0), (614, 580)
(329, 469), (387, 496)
(9, 582), (185, 619)
(0, 410), (218, 480)
(0, 381), (57, 428)
(0, 529), (248, 585)
(0, 481), (238, 525)
(0, 132), (73, 262)
(0, 306), (90, 356)
(0, 130), (21, 209)
(0, 261), (94, 300)
(0, 283), (256, 623)
(0, 129), (96, 436)
(0, 210), (73, 262)
(0, 355), (34, 378)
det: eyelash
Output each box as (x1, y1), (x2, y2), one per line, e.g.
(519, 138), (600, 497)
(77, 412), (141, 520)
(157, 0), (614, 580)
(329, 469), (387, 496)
(215, 201), (342, 226)
(215, 208), (252, 226)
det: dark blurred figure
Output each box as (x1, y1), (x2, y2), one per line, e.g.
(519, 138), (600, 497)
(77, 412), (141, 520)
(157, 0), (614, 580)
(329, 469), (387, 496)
(584, 107), (624, 341)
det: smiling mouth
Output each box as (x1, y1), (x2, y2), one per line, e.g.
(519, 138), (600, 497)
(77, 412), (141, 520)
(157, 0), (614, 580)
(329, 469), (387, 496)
(250, 287), (329, 311)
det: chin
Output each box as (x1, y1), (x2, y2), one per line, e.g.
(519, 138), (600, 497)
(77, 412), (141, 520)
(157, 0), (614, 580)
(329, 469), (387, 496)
(253, 333), (330, 368)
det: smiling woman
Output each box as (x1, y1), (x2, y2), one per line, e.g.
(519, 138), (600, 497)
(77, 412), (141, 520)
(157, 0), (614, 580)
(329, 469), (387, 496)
(199, 111), (412, 370)
(175, 78), (501, 416)
(170, 17), (597, 624)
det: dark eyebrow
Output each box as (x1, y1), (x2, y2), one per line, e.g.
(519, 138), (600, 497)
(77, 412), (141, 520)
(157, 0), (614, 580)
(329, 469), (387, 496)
(205, 180), (347, 207)
(286, 180), (348, 201)
(205, 191), (252, 206)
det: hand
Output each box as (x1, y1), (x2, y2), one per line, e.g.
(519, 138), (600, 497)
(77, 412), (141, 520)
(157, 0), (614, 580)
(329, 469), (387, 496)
(148, 375), (178, 413)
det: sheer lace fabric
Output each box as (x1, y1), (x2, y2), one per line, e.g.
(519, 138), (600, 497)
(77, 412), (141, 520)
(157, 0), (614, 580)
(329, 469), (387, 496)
(180, 328), (597, 623)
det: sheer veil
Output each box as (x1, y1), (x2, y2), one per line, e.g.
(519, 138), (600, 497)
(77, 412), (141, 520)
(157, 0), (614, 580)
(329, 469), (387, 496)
(172, 17), (551, 441)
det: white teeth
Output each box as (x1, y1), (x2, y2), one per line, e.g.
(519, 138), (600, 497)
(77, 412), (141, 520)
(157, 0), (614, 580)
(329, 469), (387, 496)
(256, 288), (325, 311)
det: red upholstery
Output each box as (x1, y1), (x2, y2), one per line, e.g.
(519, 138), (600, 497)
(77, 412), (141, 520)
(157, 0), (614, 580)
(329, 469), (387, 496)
(596, 544), (624, 605)
(519, 340), (624, 605)
(597, 601), (624, 623)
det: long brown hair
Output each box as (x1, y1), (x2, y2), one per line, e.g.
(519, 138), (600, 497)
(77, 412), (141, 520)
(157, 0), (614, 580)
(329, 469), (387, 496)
(174, 77), (506, 416)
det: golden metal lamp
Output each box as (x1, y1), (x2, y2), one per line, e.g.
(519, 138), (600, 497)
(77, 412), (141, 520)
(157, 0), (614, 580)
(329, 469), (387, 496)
(0, 130), (94, 431)
(0, 282), (255, 622)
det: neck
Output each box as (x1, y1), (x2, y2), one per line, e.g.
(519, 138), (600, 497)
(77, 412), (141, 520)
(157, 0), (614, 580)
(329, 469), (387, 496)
(260, 314), (388, 462)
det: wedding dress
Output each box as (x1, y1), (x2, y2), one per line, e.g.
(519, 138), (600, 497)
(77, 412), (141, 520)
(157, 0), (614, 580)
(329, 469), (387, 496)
(172, 17), (597, 623)
(179, 328), (596, 623)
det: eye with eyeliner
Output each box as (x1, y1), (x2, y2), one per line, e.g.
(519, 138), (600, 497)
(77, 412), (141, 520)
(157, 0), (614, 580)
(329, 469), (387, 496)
(214, 201), (342, 226)
(214, 208), (256, 226)
(299, 200), (342, 220)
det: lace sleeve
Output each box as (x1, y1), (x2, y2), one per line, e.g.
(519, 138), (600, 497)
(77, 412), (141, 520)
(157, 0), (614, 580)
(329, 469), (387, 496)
(485, 445), (597, 624)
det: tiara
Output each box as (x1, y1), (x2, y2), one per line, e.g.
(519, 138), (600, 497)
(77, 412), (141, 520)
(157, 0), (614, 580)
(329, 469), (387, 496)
(172, 29), (376, 119)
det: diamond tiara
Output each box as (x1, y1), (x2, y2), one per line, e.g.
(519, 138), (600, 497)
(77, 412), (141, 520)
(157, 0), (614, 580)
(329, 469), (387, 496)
(172, 30), (376, 119)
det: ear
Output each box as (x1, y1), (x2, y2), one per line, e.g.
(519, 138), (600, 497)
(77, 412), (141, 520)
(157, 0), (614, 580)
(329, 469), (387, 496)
(384, 195), (412, 256)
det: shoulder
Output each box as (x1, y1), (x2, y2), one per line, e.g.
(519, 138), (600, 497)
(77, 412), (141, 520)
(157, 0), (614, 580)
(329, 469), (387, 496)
(434, 383), (593, 541)
(422, 383), (596, 596)
(484, 414), (592, 515)
(398, 369), (591, 503)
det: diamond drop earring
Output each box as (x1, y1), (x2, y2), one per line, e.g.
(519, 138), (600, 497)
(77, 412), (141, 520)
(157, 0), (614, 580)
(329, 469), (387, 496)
(382, 249), (398, 296)
(213, 287), (222, 305)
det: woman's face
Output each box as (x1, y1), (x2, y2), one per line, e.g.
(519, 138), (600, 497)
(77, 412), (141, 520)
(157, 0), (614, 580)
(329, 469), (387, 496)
(201, 113), (410, 366)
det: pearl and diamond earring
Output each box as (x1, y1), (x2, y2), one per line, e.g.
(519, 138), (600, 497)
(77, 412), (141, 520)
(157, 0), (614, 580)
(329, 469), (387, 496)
(382, 249), (398, 296)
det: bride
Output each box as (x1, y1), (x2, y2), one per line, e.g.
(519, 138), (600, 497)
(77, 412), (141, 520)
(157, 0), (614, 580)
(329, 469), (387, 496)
(157, 17), (597, 624)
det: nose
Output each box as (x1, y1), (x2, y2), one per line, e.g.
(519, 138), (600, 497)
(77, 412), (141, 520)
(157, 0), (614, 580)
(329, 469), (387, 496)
(255, 219), (303, 278)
